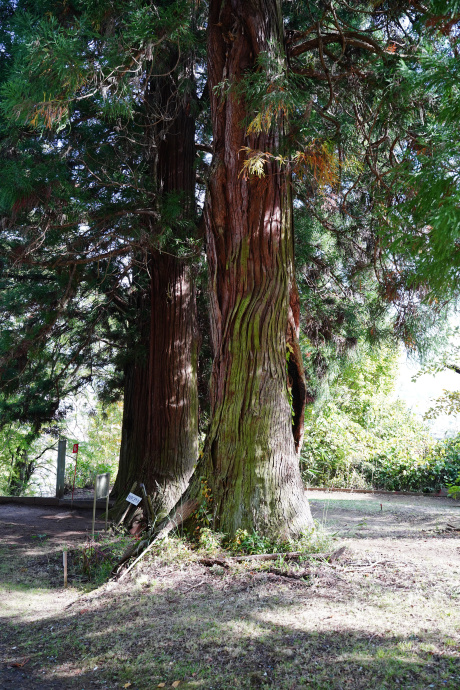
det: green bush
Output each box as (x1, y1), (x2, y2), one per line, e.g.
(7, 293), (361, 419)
(301, 342), (460, 493)
(448, 471), (460, 499)
(0, 420), (60, 496)
(362, 436), (460, 492)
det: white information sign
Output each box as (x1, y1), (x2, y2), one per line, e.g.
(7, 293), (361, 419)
(126, 492), (142, 506)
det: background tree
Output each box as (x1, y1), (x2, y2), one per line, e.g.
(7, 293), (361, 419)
(0, 0), (204, 512)
(66, 399), (123, 490)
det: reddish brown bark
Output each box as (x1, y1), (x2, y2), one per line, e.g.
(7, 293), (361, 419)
(112, 253), (198, 514)
(112, 59), (199, 517)
(193, 0), (312, 538)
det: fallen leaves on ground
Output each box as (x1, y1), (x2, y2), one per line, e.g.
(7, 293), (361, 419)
(8, 657), (30, 668)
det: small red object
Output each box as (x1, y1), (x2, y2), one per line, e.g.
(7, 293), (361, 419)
(71, 443), (79, 505)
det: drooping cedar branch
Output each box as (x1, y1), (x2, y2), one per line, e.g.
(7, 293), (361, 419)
(290, 30), (386, 59)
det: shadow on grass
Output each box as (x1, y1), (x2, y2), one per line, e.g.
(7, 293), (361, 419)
(309, 498), (460, 540)
(0, 504), (116, 595)
(1, 566), (459, 690)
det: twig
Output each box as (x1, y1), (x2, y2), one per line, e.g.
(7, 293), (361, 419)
(268, 567), (310, 580)
(199, 547), (346, 567)
(181, 580), (207, 594)
(343, 560), (385, 572)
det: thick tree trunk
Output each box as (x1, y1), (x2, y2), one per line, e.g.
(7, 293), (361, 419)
(112, 253), (198, 515)
(112, 56), (199, 518)
(195, 0), (312, 539)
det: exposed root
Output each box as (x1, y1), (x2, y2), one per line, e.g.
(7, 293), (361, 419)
(198, 547), (347, 570)
(199, 551), (304, 567)
(112, 498), (199, 578)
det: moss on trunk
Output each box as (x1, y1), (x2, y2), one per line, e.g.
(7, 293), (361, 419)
(193, 0), (313, 539)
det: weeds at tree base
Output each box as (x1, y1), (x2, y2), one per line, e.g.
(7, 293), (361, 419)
(72, 532), (133, 587)
(70, 518), (334, 587)
(111, 522), (335, 584)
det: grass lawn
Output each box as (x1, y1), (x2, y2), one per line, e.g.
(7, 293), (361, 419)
(1, 492), (459, 689)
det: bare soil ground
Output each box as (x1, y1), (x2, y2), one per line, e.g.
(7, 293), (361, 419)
(1, 491), (460, 690)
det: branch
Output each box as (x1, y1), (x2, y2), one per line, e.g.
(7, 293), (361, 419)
(196, 143), (213, 154)
(317, 22), (334, 111)
(113, 498), (199, 579)
(52, 245), (132, 268)
(290, 31), (385, 58)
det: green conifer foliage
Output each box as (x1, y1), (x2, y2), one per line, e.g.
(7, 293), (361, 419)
(383, 26), (460, 303)
(0, 0), (457, 534)
(0, 0), (206, 506)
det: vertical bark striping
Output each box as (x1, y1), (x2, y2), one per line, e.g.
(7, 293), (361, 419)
(145, 251), (198, 511)
(199, 0), (313, 538)
(114, 254), (198, 515)
(112, 55), (198, 517)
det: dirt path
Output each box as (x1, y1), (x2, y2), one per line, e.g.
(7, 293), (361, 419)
(0, 505), (105, 688)
(1, 494), (460, 689)
(0, 503), (104, 544)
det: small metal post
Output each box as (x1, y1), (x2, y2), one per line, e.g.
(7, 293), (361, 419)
(56, 439), (66, 499)
(92, 481), (97, 541)
(105, 490), (109, 531)
(70, 445), (79, 508)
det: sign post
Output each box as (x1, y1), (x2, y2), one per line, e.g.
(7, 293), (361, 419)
(92, 472), (111, 539)
(63, 550), (68, 588)
(55, 439), (66, 499)
(70, 444), (79, 507)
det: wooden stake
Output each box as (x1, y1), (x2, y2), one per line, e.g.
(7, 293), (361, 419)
(105, 491), (110, 531)
(63, 551), (68, 588)
(92, 483), (97, 540)
(140, 483), (153, 524)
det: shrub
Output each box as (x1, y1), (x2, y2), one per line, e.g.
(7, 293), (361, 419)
(300, 342), (460, 493)
(65, 401), (122, 489)
(363, 436), (460, 492)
